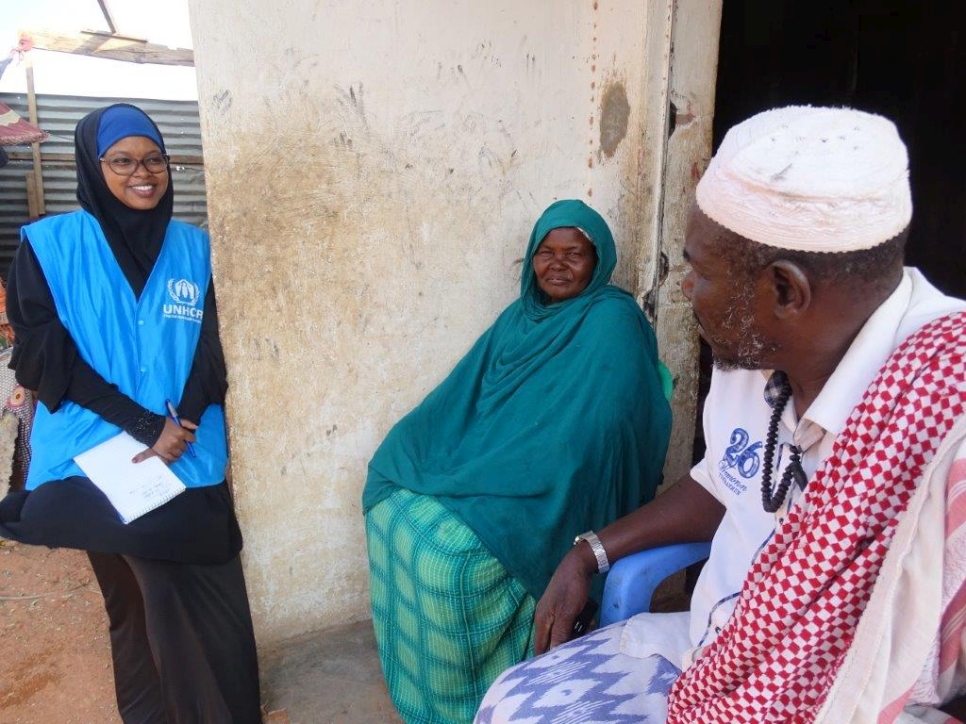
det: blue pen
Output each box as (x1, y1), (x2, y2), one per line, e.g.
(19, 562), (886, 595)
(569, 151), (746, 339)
(165, 399), (197, 458)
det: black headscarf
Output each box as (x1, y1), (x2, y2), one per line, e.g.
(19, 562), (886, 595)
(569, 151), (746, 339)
(75, 103), (174, 297)
(8, 103), (194, 413)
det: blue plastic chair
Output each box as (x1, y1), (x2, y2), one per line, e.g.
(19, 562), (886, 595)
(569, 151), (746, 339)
(599, 542), (712, 627)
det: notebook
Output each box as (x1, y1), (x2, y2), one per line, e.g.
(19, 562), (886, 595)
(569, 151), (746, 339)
(74, 432), (187, 524)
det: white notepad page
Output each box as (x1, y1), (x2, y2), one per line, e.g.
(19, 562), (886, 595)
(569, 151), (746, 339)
(74, 432), (187, 524)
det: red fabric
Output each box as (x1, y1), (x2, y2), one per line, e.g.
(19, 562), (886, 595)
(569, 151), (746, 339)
(667, 312), (966, 723)
(0, 100), (48, 146)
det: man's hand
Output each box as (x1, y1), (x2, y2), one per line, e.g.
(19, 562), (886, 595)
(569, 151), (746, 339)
(532, 475), (724, 656)
(133, 416), (197, 464)
(534, 542), (598, 654)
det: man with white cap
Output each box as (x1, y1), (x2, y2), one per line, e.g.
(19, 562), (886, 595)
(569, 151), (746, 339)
(475, 106), (966, 723)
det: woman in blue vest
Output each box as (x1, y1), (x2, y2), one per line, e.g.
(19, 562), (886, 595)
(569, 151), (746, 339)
(0, 104), (261, 723)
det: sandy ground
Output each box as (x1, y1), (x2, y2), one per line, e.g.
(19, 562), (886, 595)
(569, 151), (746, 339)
(0, 541), (120, 723)
(1, 539), (690, 723)
(0, 540), (387, 724)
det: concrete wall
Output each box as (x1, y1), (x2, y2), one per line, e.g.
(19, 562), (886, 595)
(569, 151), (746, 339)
(189, 0), (717, 644)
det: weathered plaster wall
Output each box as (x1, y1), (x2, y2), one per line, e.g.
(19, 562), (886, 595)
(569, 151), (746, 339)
(189, 0), (688, 643)
(638, 0), (723, 487)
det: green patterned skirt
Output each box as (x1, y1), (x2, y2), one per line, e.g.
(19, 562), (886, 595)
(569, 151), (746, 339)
(365, 488), (536, 724)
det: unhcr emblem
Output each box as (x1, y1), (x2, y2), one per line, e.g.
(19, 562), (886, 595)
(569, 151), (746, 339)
(163, 278), (204, 323)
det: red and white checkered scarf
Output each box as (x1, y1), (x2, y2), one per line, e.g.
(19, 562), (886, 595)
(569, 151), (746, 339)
(667, 311), (966, 723)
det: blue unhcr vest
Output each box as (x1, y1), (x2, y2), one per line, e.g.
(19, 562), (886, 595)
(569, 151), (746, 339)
(22, 210), (228, 490)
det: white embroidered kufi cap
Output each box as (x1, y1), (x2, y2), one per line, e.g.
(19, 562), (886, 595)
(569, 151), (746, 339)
(695, 106), (912, 252)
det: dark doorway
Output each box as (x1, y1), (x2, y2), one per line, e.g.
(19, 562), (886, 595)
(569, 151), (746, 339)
(691, 2), (964, 464)
(713, 0), (965, 298)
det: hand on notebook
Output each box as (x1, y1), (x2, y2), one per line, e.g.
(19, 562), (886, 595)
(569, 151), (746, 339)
(133, 417), (198, 464)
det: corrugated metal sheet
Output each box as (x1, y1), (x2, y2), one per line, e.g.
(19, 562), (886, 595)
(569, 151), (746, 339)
(0, 94), (207, 280)
(0, 94), (204, 157)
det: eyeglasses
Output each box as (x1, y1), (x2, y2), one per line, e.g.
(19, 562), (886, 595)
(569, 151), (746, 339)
(99, 154), (170, 176)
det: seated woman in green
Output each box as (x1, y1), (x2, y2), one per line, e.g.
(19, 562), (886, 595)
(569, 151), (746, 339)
(362, 199), (672, 724)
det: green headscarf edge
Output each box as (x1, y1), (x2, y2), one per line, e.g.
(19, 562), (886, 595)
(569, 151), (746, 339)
(521, 198), (673, 398)
(519, 199), (617, 320)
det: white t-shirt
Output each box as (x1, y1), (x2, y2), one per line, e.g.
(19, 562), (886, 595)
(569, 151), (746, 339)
(622, 268), (966, 667)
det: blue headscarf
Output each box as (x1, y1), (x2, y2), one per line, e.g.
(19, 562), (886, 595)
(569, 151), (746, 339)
(364, 200), (672, 598)
(96, 105), (165, 156)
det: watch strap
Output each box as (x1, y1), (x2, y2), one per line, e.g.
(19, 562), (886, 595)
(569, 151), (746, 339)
(573, 530), (610, 574)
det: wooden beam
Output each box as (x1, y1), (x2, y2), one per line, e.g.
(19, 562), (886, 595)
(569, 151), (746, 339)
(96, 0), (119, 36)
(25, 56), (45, 217)
(21, 29), (194, 67)
(25, 171), (40, 219)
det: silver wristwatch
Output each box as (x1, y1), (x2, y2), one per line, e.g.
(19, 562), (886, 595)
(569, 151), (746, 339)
(573, 530), (610, 573)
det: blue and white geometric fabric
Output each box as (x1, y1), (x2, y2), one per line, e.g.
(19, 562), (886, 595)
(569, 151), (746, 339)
(475, 621), (679, 724)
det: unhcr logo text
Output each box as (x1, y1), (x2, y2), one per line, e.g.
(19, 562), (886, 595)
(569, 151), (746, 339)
(164, 279), (204, 323)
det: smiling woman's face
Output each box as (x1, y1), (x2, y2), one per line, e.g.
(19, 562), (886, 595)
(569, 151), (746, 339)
(99, 136), (169, 211)
(531, 227), (597, 303)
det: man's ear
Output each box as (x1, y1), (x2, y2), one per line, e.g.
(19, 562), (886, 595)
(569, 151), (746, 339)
(766, 260), (811, 318)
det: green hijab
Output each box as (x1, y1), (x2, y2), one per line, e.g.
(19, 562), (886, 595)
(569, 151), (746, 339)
(363, 200), (672, 599)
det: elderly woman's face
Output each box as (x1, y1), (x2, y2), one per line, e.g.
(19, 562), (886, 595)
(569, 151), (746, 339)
(99, 136), (169, 211)
(532, 227), (597, 303)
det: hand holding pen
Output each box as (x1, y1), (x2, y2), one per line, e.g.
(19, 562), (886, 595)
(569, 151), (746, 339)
(131, 400), (198, 464)
(165, 400), (197, 458)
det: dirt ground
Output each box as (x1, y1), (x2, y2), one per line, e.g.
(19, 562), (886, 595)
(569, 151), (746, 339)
(0, 539), (392, 724)
(0, 540), (121, 724)
(1, 539), (689, 723)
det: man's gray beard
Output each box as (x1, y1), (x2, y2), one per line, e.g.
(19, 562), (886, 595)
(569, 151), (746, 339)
(707, 296), (778, 371)
(711, 339), (775, 371)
